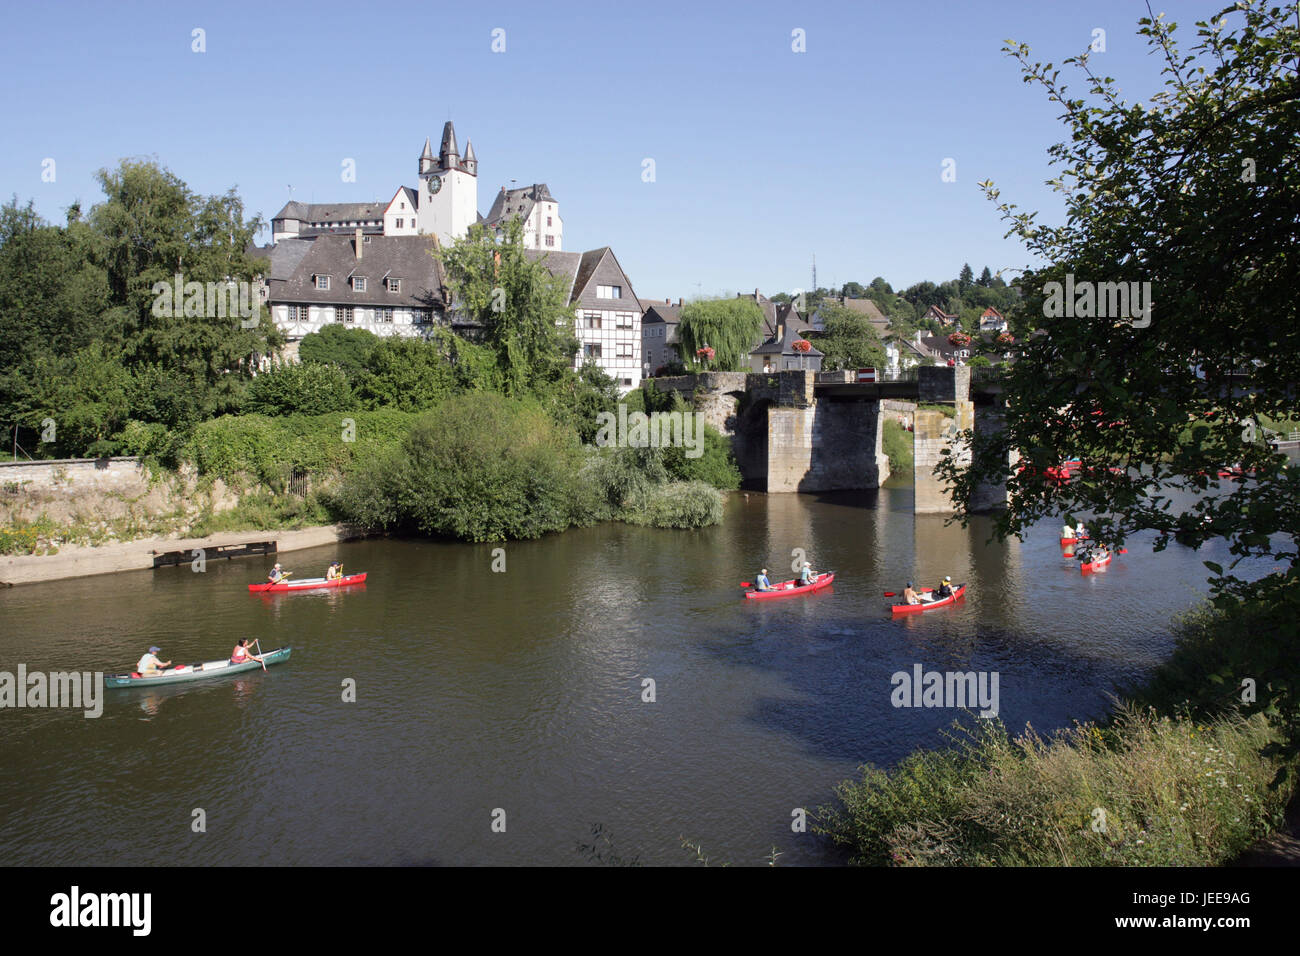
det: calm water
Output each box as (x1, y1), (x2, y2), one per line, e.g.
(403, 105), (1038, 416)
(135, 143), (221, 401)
(0, 487), (1276, 866)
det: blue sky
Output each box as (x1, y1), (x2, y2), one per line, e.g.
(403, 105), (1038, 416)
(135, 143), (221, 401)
(2, 0), (1232, 300)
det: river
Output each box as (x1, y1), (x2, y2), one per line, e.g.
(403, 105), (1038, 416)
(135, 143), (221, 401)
(0, 486), (1278, 866)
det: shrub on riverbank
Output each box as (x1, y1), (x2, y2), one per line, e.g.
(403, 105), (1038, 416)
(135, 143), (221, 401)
(333, 393), (583, 542)
(186, 410), (414, 489)
(882, 419), (913, 473)
(815, 707), (1291, 866)
(623, 480), (724, 530)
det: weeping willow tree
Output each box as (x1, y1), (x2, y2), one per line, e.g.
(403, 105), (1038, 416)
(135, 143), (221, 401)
(437, 218), (577, 394)
(675, 298), (765, 371)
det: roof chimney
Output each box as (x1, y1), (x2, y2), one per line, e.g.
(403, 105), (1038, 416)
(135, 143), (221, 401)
(355, 227), (363, 259)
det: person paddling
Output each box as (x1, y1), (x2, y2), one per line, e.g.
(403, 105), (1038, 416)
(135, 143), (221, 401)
(230, 638), (264, 666)
(326, 561), (343, 581)
(799, 561), (815, 587)
(1062, 523), (1076, 539)
(268, 563), (288, 583)
(903, 582), (922, 605)
(754, 569), (773, 592)
(136, 646), (171, 676)
(933, 576), (954, 600)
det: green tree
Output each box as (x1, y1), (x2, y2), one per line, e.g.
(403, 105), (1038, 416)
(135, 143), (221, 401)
(298, 324), (379, 380)
(816, 302), (887, 371)
(978, 266), (994, 288)
(939, 1), (1300, 752)
(9, 342), (133, 456)
(675, 298), (765, 371)
(246, 362), (353, 416)
(438, 218), (576, 394)
(90, 159), (278, 419)
(354, 332), (500, 412)
(958, 263), (974, 292)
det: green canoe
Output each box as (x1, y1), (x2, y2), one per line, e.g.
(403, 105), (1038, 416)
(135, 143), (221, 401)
(106, 647), (292, 688)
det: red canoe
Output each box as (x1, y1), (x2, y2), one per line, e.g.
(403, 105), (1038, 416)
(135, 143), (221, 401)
(1060, 534), (1090, 546)
(744, 572), (835, 600)
(1080, 552), (1112, 574)
(891, 583), (968, 615)
(249, 572), (367, 593)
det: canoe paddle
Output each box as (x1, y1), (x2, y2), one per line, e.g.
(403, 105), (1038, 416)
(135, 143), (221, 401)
(254, 638), (267, 672)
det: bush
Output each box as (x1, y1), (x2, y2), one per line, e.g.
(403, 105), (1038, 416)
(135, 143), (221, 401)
(624, 480), (724, 529)
(883, 419), (914, 473)
(815, 708), (1291, 866)
(334, 392), (582, 542)
(246, 362), (353, 416)
(187, 410), (414, 488)
(662, 424), (742, 490)
(298, 324), (379, 379)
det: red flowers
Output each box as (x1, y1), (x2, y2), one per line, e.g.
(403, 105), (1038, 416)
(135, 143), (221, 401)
(792, 339), (812, 353)
(948, 332), (971, 347)
(695, 346), (715, 361)
(996, 331), (1015, 345)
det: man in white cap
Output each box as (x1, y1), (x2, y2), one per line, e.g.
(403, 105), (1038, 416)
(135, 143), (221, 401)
(755, 569), (773, 591)
(136, 646), (171, 676)
(267, 563), (288, 584)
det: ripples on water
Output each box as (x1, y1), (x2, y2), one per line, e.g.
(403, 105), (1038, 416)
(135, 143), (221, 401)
(0, 488), (1273, 865)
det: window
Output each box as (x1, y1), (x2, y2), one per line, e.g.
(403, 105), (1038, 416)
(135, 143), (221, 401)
(597, 285), (622, 299)
(546, 216), (552, 226)
(616, 313), (634, 329)
(387, 278), (401, 293)
(395, 218), (404, 228)
(380, 308), (394, 322)
(618, 344), (633, 358)
(585, 313), (602, 329)
(288, 305), (308, 322)
(316, 275), (331, 290)
(352, 277), (367, 292)
(545, 235), (554, 247)
(584, 343), (602, 359)
(340, 307), (354, 324)
(622, 378), (632, 387)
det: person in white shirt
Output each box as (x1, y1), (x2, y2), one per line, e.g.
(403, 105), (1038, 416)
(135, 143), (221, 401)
(136, 646), (171, 676)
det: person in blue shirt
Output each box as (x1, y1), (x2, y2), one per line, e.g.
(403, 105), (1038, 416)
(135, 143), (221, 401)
(755, 569), (773, 591)
(799, 562), (815, 586)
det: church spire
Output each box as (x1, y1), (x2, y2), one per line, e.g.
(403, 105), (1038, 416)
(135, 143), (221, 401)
(462, 138), (477, 176)
(439, 121), (459, 168)
(419, 136), (434, 175)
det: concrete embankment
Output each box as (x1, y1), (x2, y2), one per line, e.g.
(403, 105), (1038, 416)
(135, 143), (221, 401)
(0, 524), (359, 587)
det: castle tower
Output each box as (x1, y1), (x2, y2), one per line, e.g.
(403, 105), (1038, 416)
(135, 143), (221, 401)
(417, 121), (478, 245)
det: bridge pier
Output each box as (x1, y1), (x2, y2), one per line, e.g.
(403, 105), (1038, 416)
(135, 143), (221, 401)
(646, 367), (1008, 507)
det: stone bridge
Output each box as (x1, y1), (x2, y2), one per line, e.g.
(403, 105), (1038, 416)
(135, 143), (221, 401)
(648, 367), (1010, 513)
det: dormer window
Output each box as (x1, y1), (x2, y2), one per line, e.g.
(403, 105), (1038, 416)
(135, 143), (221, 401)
(597, 285), (622, 299)
(316, 275), (331, 290)
(353, 277), (367, 292)
(387, 278), (401, 293)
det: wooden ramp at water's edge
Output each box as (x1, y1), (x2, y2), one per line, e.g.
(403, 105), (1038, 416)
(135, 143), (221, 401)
(0, 525), (358, 587)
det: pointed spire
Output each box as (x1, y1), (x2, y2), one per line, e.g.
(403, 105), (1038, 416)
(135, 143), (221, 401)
(463, 139), (476, 162)
(421, 137), (433, 159)
(439, 121), (458, 165)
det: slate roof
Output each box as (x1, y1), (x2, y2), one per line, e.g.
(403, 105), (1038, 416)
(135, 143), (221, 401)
(270, 235), (445, 309)
(247, 238), (314, 281)
(523, 249), (582, 301)
(271, 201), (388, 225)
(642, 303), (681, 325)
(736, 291), (781, 339)
(752, 317), (824, 357)
(483, 184), (557, 229)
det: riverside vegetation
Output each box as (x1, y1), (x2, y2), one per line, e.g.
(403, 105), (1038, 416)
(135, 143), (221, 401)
(0, 205), (739, 551)
(818, 2), (1300, 866)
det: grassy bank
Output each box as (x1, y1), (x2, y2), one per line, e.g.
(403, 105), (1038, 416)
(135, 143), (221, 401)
(815, 602), (1299, 865)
